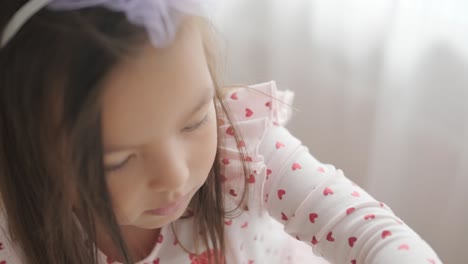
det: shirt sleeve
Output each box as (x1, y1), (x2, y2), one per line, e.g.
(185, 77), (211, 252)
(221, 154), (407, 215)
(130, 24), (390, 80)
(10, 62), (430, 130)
(0, 211), (25, 263)
(259, 124), (443, 264)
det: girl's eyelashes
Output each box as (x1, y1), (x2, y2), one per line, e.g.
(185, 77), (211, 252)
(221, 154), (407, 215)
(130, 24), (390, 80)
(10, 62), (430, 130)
(105, 115), (210, 173)
(105, 154), (135, 172)
(183, 114), (209, 132)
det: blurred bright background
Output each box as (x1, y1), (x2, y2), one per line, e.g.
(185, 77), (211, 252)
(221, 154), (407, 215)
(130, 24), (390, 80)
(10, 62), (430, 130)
(214, 1), (468, 263)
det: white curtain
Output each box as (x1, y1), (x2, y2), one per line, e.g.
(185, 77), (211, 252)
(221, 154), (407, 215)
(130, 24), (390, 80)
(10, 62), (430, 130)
(214, 1), (468, 263)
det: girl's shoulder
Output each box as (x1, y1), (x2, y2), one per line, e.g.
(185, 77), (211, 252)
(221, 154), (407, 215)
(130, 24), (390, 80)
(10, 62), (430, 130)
(217, 81), (296, 210)
(218, 80), (295, 127)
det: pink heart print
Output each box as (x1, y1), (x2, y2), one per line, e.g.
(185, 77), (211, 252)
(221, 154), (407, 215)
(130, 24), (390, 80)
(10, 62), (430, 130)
(311, 235), (318, 245)
(229, 189), (238, 197)
(309, 213), (318, 223)
(244, 156), (253, 162)
(247, 174), (256, 183)
(275, 141), (285, 149)
(291, 162), (302, 171)
(346, 207), (356, 215)
(230, 92), (238, 100)
(277, 189), (286, 200)
(348, 237), (357, 247)
(398, 244), (410, 250)
(225, 126), (235, 136)
(245, 108), (253, 117)
(323, 187), (334, 196)
(381, 230), (392, 239)
(364, 214), (376, 220)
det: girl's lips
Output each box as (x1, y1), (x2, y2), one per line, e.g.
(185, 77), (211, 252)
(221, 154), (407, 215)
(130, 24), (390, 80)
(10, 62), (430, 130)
(145, 193), (190, 216)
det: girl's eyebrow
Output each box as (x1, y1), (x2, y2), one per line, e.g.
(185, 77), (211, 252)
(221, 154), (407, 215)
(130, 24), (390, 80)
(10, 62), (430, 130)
(104, 86), (215, 155)
(104, 144), (135, 155)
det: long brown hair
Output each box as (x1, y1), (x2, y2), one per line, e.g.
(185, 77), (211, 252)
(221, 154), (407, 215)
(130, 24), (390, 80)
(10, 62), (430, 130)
(0, 2), (250, 264)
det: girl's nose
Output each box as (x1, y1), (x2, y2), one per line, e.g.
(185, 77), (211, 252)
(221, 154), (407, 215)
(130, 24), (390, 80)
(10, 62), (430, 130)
(146, 140), (190, 192)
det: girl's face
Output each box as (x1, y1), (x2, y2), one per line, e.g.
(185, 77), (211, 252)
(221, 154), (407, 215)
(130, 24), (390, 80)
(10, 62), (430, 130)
(99, 23), (217, 229)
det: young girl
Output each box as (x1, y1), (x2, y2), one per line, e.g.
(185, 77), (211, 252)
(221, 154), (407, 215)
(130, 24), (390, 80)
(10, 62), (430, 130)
(0, 1), (443, 264)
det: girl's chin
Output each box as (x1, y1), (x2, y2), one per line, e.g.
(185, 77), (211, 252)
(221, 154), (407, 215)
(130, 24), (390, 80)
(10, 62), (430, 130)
(120, 190), (197, 229)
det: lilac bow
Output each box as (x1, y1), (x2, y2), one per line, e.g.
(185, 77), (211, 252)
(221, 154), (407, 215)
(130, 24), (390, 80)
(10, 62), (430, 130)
(50, 0), (214, 47)
(1, 0), (215, 48)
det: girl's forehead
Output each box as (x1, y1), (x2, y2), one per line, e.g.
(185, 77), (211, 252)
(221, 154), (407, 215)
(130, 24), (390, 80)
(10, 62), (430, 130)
(99, 23), (213, 150)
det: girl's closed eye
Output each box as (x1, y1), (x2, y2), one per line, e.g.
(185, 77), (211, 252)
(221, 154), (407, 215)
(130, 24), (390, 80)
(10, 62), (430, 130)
(183, 114), (209, 133)
(105, 154), (135, 173)
(105, 114), (210, 174)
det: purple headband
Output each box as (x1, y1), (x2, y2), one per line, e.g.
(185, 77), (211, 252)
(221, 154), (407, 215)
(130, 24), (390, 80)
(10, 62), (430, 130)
(1, 0), (215, 48)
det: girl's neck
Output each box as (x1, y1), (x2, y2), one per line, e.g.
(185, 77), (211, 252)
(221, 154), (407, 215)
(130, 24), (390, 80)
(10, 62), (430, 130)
(96, 222), (161, 262)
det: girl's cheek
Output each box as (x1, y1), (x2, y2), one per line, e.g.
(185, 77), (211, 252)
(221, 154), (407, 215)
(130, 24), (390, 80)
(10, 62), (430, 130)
(106, 175), (142, 224)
